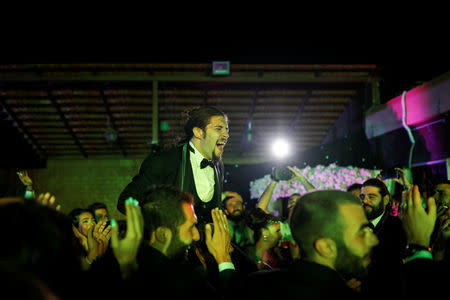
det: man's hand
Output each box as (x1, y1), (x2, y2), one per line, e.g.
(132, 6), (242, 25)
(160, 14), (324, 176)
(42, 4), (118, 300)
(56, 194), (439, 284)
(401, 185), (437, 247)
(110, 198), (143, 279)
(287, 166), (315, 191)
(393, 168), (412, 191)
(36, 192), (61, 211)
(205, 208), (232, 264)
(17, 170), (33, 188)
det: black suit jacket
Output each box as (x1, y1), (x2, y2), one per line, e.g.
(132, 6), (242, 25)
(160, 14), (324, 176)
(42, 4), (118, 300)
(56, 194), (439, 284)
(117, 143), (224, 225)
(126, 243), (238, 300)
(362, 212), (407, 298)
(244, 260), (360, 299)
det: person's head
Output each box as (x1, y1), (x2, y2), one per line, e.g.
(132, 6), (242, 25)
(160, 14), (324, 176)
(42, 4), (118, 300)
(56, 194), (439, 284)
(68, 208), (96, 236)
(87, 202), (110, 223)
(360, 178), (391, 221)
(223, 191), (245, 221)
(0, 201), (83, 299)
(289, 190), (378, 278)
(347, 183), (363, 198)
(245, 208), (282, 249)
(184, 106), (229, 161)
(141, 185), (200, 259)
(433, 180), (450, 208)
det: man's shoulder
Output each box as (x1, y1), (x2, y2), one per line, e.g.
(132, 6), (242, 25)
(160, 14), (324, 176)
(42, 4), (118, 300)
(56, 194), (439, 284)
(246, 268), (287, 284)
(384, 214), (404, 229)
(142, 144), (184, 162)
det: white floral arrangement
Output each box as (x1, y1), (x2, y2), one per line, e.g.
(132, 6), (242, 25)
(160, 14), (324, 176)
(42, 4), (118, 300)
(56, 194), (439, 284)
(250, 163), (380, 201)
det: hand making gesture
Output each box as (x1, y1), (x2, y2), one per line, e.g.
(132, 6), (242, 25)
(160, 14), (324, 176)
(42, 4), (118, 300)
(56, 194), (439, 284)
(205, 208), (232, 264)
(287, 166), (315, 191)
(110, 197), (144, 279)
(401, 185), (437, 247)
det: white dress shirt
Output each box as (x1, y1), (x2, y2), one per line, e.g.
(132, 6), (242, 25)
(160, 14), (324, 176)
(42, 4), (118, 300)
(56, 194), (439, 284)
(189, 141), (215, 203)
(370, 211), (384, 231)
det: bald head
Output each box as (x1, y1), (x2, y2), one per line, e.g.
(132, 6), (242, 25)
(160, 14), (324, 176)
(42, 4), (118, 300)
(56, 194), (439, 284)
(289, 190), (361, 259)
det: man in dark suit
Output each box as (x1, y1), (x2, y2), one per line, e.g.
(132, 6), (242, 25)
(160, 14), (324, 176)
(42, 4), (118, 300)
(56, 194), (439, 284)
(117, 106), (229, 226)
(114, 185), (237, 300)
(244, 190), (380, 298)
(359, 178), (407, 298)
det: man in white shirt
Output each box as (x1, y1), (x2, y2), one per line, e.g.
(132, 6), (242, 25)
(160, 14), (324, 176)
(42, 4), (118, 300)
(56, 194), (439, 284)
(117, 106), (229, 226)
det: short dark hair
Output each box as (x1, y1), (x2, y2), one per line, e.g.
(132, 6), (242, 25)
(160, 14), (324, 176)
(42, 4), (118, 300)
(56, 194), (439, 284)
(244, 208), (281, 243)
(87, 202), (108, 212)
(0, 201), (83, 298)
(140, 185), (194, 238)
(362, 178), (390, 198)
(68, 208), (93, 227)
(289, 190), (361, 259)
(347, 183), (363, 192)
(183, 106), (227, 142)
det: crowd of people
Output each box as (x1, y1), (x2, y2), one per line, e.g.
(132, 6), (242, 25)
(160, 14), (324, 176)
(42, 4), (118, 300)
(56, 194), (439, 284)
(1, 105), (449, 299)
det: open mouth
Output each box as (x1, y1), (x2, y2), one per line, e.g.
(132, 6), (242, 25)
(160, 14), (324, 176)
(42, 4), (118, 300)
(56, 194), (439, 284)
(216, 141), (226, 152)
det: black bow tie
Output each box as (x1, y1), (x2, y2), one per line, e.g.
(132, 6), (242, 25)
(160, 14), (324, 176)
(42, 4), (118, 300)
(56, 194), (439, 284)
(200, 158), (214, 169)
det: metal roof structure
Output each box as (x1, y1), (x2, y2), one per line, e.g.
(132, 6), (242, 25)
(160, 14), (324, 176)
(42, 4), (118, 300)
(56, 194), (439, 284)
(1, 63), (379, 165)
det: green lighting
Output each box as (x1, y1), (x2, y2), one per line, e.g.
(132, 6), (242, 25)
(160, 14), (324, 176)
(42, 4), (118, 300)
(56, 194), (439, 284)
(160, 121), (169, 131)
(212, 61), (230, 76)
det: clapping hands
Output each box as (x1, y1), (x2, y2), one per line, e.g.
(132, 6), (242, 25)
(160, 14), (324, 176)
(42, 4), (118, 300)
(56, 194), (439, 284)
(110, 197), (143, 279)
(205, 208), (232, 264)
(73, 219), (112, 262)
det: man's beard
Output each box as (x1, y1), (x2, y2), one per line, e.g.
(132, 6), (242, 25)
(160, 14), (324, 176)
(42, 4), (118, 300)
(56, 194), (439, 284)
(166, 234), (190, 261)
(335, 239), (372, 279)
(212, 149), (222, 162)
(227, 210), (244, 222)
(363, 203), (384, 221)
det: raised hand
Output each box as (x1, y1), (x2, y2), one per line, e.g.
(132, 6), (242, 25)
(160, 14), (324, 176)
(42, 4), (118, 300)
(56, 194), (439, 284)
(36, 192), (61, 211)
(392, 168), (412, 191)
(401, 185), (437, 247)
(85, 222), (104, 262)
(287, 166), (315, 191)
(73, 220), (110, 263)
(72, 224), (89, 251)
(93, 220), (112, 255)
(17, 170), (33, 188)
(205, 208), (232, 264)
(110, 197), (143, 278)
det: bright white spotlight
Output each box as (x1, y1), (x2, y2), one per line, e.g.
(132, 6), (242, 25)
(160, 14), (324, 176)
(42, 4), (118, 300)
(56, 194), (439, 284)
(272, 138), (290, 158)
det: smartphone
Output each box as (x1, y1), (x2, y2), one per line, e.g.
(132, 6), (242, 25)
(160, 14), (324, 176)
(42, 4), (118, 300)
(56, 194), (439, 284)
(273, 167), (294, 181)
(380, 168), (399, 180)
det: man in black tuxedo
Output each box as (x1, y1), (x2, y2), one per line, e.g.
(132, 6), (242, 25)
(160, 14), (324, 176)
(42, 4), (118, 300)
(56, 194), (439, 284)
(116, 185), (237, 300)
(359, 178), (407, 297)
(117, 106), (229, 226)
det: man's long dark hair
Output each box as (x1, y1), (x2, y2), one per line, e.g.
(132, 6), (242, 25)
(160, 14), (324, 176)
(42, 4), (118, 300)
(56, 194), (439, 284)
(182, 106), (227, 143)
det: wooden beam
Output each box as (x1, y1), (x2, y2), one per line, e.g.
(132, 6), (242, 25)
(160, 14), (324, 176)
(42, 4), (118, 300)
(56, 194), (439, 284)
(0, 95), (47, 158)
(48, 89), (87, 157)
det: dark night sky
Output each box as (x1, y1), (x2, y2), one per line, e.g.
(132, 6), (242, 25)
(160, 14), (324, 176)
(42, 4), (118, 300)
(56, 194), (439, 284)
(2, 36), (448, 103)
